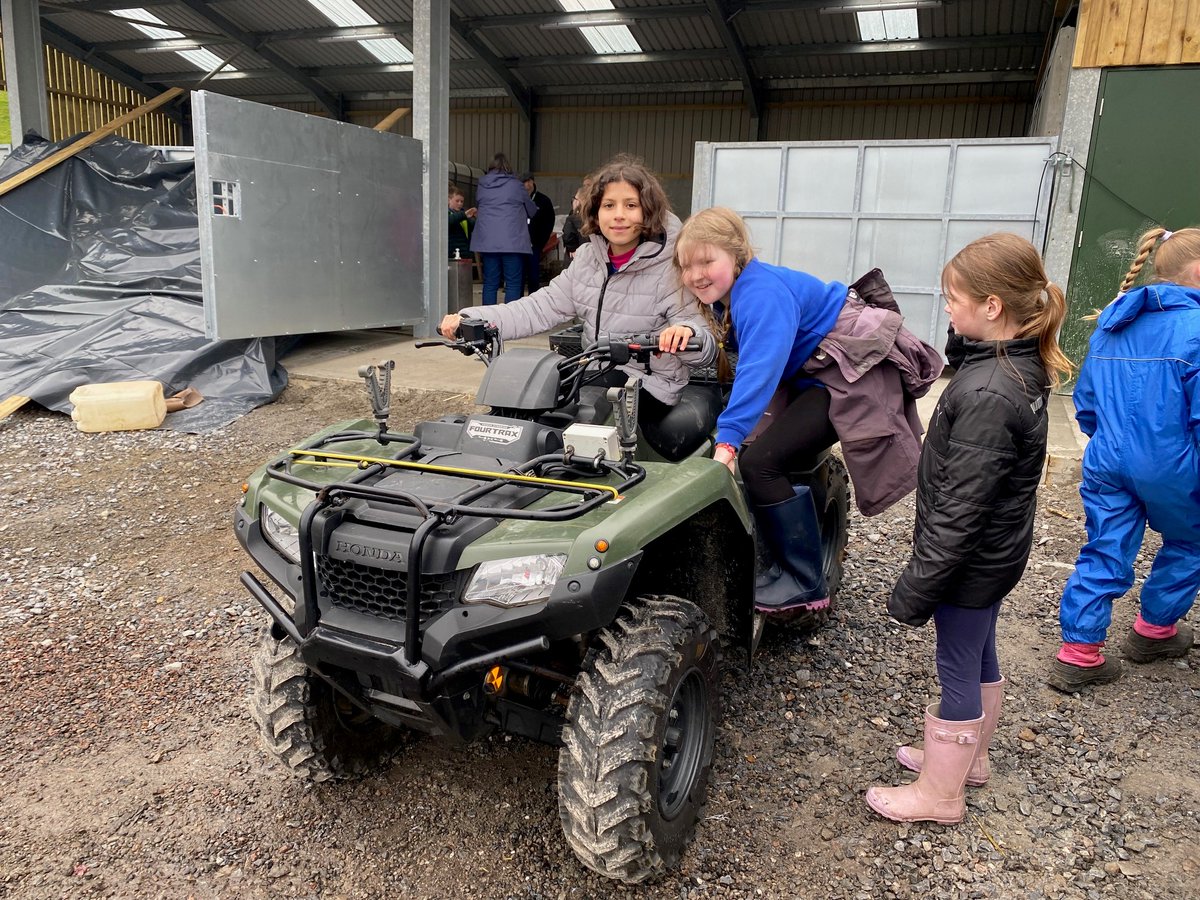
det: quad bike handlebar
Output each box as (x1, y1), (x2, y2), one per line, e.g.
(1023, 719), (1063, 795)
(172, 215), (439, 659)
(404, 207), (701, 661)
(418, 318), (703, 415)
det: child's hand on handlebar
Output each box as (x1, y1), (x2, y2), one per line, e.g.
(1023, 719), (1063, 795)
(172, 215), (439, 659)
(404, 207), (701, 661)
(439, 314), (463, 339)
(657, 324), (695, 353)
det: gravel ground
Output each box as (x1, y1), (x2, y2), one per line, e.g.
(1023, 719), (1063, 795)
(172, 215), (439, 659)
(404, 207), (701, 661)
(1, 377), (1198, 900)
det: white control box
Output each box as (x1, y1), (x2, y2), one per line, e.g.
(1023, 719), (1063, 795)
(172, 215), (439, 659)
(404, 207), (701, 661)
(562, 423), (622, 459)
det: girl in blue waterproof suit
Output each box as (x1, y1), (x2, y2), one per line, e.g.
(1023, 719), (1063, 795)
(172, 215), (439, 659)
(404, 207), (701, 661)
(1049, 226), (1200, 692)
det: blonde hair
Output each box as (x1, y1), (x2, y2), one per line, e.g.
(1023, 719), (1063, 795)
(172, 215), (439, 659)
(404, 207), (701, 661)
(674, 207), (757, 383)
(944, 232), (1073, 389)
(1118, 226), (1200, 292)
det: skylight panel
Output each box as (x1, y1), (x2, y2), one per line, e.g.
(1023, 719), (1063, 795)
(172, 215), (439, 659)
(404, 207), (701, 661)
(556, 0), (643, 55)
(115, 7), (238, 71)
(856, 9), (920, 42)
(179, 49), (231, 72)
(303, 0), (413, 64)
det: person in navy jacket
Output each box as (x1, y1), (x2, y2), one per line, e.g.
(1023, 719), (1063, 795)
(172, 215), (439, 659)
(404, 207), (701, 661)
(1049, 226), (1200, 691)
(469, 153), (538, 305)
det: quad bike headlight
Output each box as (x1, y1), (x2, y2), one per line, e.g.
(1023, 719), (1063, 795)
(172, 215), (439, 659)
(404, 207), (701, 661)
(261, 505), (301, 564)
(463, 554), (567, 608)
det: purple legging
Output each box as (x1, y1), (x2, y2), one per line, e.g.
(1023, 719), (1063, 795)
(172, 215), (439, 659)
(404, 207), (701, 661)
(933, 602), (1002, 720)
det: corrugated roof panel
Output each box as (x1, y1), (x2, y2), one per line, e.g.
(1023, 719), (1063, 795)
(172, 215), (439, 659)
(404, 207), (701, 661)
(35, 0), (1057, 108)
(216, 0), (353, 33)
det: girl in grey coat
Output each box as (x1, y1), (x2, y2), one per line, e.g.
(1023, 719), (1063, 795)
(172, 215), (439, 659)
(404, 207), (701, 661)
(442, 156), (715, 415)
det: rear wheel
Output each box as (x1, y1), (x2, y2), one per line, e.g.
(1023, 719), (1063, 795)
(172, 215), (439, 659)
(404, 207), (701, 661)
(558, 596), (721, 883)
(249, 626), (405, 781)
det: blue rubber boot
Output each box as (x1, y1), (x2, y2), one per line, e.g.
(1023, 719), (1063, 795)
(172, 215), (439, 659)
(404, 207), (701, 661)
(753, 485), (828, 613)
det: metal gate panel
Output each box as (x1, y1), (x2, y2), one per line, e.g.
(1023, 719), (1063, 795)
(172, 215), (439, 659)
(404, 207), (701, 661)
(194, 91), (424, 340)
(693, 138), (1057, 348)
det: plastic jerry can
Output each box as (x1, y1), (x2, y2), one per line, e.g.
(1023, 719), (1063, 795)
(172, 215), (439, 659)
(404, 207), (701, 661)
(69, 380), (167, 433)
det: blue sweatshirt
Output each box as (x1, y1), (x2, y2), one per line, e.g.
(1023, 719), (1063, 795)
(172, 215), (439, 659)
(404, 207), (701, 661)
(716, 259), (847, 447)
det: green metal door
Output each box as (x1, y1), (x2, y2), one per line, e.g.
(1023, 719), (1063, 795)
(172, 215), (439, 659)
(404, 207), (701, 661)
(1061, 66), (1200, 366)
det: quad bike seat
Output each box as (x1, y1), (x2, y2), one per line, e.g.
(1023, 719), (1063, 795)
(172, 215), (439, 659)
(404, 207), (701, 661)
(639, 384), (723, 462)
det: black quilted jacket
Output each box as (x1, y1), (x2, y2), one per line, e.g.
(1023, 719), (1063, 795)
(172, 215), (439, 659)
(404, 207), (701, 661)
(888, 338), (1050, 626)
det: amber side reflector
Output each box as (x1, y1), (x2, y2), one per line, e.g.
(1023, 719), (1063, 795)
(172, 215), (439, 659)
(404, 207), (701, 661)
(484, 666), (504, 695)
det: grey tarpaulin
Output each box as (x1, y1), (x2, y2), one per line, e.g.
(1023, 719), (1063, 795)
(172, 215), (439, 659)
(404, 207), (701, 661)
(0, 133), (287, 432)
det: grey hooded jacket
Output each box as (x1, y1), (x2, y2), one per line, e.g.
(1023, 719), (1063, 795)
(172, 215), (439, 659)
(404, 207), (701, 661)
(459, 212), (715, 405)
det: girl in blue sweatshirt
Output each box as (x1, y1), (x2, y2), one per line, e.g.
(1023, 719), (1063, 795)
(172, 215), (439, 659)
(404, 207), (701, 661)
(675, 207), (848, 613)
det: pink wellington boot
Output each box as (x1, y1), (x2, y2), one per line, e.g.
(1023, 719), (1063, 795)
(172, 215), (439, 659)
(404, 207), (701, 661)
(895, 677), (1005, 786)
(865, 704), (983, 824)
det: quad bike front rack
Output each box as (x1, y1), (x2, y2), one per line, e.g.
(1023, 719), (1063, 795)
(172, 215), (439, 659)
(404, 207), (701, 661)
(256, 427), (646, 668)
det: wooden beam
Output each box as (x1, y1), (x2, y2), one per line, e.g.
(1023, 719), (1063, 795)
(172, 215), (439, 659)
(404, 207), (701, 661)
(0, 87), (185, 199)
(0, 396), (32, 421)
(373, 106), (411, 131)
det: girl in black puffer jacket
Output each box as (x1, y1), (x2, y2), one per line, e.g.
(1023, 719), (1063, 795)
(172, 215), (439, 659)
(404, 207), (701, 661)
(865, 233), (1074, 825)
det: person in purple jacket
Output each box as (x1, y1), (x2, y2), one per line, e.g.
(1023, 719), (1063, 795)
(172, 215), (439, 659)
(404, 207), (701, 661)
(470, 153), (538, 305)
(675, 207), (847, 613)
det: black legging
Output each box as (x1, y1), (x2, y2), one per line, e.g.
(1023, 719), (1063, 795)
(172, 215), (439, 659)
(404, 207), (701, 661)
(739, 386), (839, 506)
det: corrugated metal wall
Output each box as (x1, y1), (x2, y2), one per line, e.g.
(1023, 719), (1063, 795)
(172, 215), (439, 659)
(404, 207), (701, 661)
(526, 85), (1032, 214)
(0, 37), (180, 145)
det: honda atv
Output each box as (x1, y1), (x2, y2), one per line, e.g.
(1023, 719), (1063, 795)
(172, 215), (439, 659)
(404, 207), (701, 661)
(235, 319), (849, 883)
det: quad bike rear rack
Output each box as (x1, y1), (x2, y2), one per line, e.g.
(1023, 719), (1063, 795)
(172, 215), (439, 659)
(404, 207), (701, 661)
(254, 427), (646, 668)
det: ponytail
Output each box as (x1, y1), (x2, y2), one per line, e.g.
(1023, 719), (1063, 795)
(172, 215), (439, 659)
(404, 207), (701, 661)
(946, 232), (1074, 389)
(1118, 227), (1168, 293)
(699, 301), (735, 384)
(1016, 281), (1073, 389)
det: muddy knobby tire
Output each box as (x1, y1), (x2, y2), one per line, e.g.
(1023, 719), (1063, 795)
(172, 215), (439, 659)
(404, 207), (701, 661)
(558, 596), (721, 883)
(249, 626), (404, 782)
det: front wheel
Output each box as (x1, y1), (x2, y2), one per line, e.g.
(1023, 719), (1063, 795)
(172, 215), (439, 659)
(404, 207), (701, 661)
(558, 596), (721, 883)
(249, 626), (406, 782)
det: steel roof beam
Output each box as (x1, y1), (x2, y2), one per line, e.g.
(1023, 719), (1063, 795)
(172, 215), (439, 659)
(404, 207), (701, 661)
(448, 12), (531, 122)
(169, 0), (343, 119)
(91, 24), (413, 51)
(245, 70), (1036, 105)
(147, 59), (493, 82)
(704, 0), (762, 134)
(42, 0), (174, 10)
(509, 33), (1047, 67)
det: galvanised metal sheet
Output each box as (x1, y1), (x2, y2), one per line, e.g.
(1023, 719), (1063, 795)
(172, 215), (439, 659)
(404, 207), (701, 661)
(194, 90), (423, 339)
(694, 136), (1057, 351)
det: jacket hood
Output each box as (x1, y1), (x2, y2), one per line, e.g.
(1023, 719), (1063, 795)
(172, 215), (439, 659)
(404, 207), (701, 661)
(1098, 282), (1200, 332)
(477, 171), (518, 192)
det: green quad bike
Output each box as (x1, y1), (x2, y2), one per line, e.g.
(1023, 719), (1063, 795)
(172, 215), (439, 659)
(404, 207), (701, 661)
(236, 319), (849, 883)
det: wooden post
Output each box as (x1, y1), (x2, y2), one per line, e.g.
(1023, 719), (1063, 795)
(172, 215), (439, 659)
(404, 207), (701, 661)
(373, 106), (412, 132)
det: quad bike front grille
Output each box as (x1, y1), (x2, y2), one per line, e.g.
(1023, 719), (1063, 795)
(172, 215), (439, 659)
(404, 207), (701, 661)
(317, 555), (458, 623)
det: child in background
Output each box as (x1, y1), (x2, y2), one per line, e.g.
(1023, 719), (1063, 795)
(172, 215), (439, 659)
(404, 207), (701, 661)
(868, 233), (1072, 824)
(447, 185), (475, 261)
(1049, 226), (1200, 692)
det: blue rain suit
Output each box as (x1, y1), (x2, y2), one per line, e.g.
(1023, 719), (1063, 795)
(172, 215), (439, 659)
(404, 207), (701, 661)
(1059, 282), (1200, 644)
